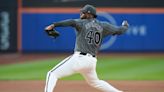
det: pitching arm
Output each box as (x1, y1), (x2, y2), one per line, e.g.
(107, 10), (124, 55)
(102, 20), (129, 36)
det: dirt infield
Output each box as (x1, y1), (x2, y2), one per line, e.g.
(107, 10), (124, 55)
(0, 53), (65, 65)
(0, 80), (164, 92)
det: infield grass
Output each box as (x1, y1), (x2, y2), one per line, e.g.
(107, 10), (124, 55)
(0, 54), (164, 80)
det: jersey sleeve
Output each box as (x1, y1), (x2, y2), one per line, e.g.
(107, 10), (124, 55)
(53, 19), (77, 27)
(102, 22), (128, 36)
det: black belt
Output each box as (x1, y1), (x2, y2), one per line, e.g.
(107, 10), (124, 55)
(80, 52), (96, 57)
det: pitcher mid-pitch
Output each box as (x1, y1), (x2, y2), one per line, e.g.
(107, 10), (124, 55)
(44, 4), (129, 92)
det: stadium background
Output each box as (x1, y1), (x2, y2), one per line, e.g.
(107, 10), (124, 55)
(0, 0), (164, 92)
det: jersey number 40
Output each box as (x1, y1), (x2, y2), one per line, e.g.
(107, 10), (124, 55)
(85, 31), (102, 45)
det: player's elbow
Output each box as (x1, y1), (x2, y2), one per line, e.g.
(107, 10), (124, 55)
(113, 27), (127, 35)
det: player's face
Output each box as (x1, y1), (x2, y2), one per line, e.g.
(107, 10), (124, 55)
(80, 12), (87, 19)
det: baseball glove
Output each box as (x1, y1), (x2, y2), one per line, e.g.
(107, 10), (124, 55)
(45, 29), (60, 38)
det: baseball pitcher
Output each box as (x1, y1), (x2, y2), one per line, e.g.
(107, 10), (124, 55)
(44, 4), (129, 92)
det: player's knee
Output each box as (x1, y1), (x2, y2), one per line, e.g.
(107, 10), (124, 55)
(47, 70), (58, 79)
(47, 71), (52, 76)
(47, 70), (51, 75)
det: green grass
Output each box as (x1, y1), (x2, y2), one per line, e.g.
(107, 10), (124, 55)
(0, 55), (164, 80)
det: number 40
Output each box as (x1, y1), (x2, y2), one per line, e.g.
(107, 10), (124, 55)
(85, 31), (101, 45)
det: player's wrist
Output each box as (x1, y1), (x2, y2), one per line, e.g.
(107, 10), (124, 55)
(50, 24), (55, 29)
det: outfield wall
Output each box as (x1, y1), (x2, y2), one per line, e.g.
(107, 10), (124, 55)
(0, 0), (17, 53)
(21, 9), (164, 52)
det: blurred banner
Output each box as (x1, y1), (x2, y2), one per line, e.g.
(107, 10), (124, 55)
(0, 0), (17, 53)
(23, 0), (164, 7)
(22, 12), (164, 52)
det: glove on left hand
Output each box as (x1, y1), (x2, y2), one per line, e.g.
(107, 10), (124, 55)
(45, 29), (60, 38)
